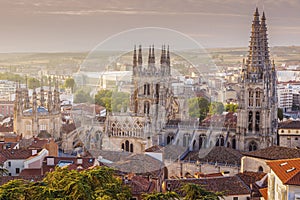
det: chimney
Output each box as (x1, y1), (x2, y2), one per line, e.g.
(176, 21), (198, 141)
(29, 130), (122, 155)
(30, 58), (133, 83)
(77, 158), (83, 165)
(32, 149), (38, 155)
(46, 157), (54, 166)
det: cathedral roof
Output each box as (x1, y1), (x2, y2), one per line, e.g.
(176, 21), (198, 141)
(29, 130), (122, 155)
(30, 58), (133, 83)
(184, 146), (242, 165)
(23, 106), (49, 114)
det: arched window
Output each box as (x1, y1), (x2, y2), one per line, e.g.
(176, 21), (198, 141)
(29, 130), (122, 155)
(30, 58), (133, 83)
(258, 166), (263, 172)
(121, 143), (124, 151)
(199, 134), (206, 150)
(125, 140), (130, 152)
(256, 90), (261, 107)
(167, 134), (174, 145)
(144, 83), (150, 95)
(248, 111), (253, 131)
(232, 137), (236, 149)
(216, 135), (224, 146)
(130, 143), (133, 153)
(249, 141), (257, 151)
(249, 90), (254, 107)
(255, 111), (260, 132)
(144, 101), (150, 114)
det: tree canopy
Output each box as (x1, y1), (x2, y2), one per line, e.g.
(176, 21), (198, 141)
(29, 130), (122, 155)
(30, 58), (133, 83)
(0, 166), (131, 200)
(209, 102), (224, 115)
(73, 88), (93, 103)
(64, 78), (76, 92)
(188, 97), (210, 122)
(225, 104), (238, 113)
(95, 90), (129, 112)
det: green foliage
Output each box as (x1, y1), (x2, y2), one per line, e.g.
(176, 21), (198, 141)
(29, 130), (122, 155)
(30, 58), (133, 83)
(95, 90), (130, 113)
(142, 191), (180, 200)
(0, 72), (24, 82)
(209, 102), (224, 115)
(188, 97), (210, 122)
(64, 78), (76, 92)
(181, 183), (224, 200)
(0, 166), (132, 200)
(95, 90), (112, 111)
(27, 77), (40, 89)
(74, 88), (93, 103)
(225, 104), (238, 113)
(278, 108), (283, 121)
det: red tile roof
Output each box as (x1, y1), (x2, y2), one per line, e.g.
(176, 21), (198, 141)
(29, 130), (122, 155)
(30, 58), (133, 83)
(19, 168), (42, 176)
(243, 146), (300, 160)
(267, 158), (300, 185)
(127, 175), (156, 195)
(259, 188), (268, 200)
(0, 149), (41, 160)
(42, 156), (98, 175)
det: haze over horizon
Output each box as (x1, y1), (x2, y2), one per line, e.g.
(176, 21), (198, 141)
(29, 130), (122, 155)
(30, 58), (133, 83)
(0, 0), (300, 53)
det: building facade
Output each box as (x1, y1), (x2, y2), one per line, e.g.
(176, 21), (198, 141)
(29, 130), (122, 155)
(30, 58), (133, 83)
(13, 80), (61, 139)
(236, 8), (278, 151)
(102, 45), (181, 153)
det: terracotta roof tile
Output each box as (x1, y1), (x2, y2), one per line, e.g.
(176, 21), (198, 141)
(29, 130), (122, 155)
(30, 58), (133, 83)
(145, 145), (163, 152)
(0, 149), (41, 160)
(42, 156), (98, 175)
(19, 168), (42, 176)
(243, 146), (300, 160)
(259, 188), (268, 200)
(267, 158), (300, 185)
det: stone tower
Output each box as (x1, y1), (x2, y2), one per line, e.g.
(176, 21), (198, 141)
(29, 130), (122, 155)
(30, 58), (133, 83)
(13, 78), (61, 139)
(236, 8), (277, 151)
(130, 45), (175, 133)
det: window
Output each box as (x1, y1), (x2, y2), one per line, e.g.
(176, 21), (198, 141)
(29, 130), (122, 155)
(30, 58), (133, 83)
(249, 90), (254, 107)
(8, 161), (11, 167)
(233, 197), (238, 200)
(16, 168), (20, 174)
(255, 112), (260, 132)
(255, 90), (261, 107)
(249, 141), (257, 151)
(258, 166), (263, 172)
(144, 101), (150, 114)
(296, 138), (298, 141)
(248, 111), (253, 131)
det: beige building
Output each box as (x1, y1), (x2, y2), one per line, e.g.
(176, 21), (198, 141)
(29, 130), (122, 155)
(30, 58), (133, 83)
(260, 158), (300, 200)
(13, 81), (61, 139)
(241, 146), (300, 173)
(278, 120), (300, 148)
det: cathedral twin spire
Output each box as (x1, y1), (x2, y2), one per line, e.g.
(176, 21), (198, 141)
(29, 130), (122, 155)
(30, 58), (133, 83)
(133, 45), (170, 76)
(244, 8), (271, 81)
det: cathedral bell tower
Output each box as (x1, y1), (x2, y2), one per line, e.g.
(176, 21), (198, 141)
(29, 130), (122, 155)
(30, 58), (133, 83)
(236, 8), (277, 151)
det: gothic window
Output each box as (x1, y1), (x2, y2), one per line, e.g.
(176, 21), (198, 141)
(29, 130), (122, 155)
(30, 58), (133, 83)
(199, 134), (206, 150)
(258, 166), (263, 172)
(147, 84), (150, 95)
(216, 135), (224, 146)
(256, 90), (261, 107)
(249, 141), (257, 151)
(232, 137), (236, 149)
(121, 143), (124, 151)
(144, 101), (150, 114)
(248, 111), (253, 131)
(144, 84), (147, 95)
(255, 112), (260, 132)
(125, 140), (130, 152)
(130, 143), (133, 153)
(167, 134), (174, 145)
(249, 90), (254, 107)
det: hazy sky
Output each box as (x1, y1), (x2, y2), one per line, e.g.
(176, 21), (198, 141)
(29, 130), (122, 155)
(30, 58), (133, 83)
(0, 0), (300, 52)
